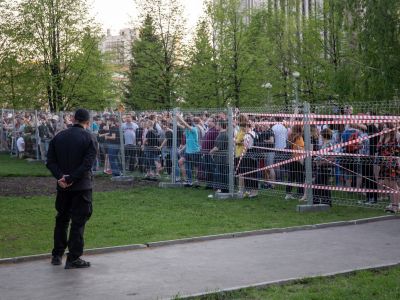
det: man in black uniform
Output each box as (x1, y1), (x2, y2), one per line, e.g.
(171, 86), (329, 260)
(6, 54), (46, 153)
(46, 109), (97, 269)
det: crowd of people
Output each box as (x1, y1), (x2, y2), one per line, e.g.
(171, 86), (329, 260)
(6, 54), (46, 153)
(1, 106), (399, 212)
(0, 111), (74, 159)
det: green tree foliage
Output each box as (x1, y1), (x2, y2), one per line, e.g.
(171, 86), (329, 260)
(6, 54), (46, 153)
(124, 15), (164, 110)
(0, 1), (45, 108)
(183, 19), (219, 108)
(183, 0), (400, 107)
(240, 8), (285, 106)
(209, 0), (250, 107)
(0, 0), (113, 111)
(2, 0), (399, 110)
(0, 56), (45, 109)
(127, 0), (186, 110)
(353, 0), (400, 101)
(62, 30), (114, 110)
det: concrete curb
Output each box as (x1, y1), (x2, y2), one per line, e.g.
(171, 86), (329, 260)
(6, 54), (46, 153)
(147, 215), (398, 248)
(84, 244), (147, 255)
(177, 261), (400, 300)
(0, 244), (147, 265)
(0, 215), (398, 265)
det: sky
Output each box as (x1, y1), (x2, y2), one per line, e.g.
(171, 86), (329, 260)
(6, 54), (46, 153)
(90, 0), (205, 35)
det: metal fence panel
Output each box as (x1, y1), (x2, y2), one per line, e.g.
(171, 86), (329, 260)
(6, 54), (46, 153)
(1, 102), (399, 212)
(236, 101), (400, 212)
(173, 107), (231, 193)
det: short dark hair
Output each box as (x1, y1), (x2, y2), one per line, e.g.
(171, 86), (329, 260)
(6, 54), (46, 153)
(74, 109), (90, 122)
(161, 119), (169, 127)
(218, 120), (228, 129)
(185, 117), (193, 125)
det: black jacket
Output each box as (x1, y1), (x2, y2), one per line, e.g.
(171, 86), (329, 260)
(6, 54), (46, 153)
(46, 124), (97, 191)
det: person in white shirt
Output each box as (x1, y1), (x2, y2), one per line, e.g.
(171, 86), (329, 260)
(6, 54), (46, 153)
(241, 122), (258, 197)
(122, 114), (138, 172)
(272, 118), (288, 181)
(16, 133), (25, 159)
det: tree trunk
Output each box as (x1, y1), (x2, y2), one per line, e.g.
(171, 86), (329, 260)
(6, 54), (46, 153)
(9, 62), (16, 108)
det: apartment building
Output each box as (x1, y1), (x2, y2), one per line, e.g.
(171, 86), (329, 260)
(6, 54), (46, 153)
(99, 28), (137, 65)
(241, 0), (324, 17)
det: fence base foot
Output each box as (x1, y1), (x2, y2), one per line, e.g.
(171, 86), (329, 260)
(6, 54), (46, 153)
(296, 204), (331, 212)
(214, 192), (243, 200)
(159, 182), (183, 188)
(26, 158), (42, 163)
(111, 176), (134, 182)
(93, 171), (105, 176)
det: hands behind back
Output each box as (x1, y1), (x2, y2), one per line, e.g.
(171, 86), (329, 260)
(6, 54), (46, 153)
(57, 175), (73, 189)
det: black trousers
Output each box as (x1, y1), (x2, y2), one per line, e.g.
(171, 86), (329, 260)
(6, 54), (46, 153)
(241, 153), (258, 190)
(163, 148), (175, 175)
(203, 153), (214, 187)
(286, 161), (305, 196)
(125, 144), (136, 171)
(313, 166), (332, 206)
(213, 159), (229, 192)
(52, 190), (93, 261)
(361, 158), (378, 202)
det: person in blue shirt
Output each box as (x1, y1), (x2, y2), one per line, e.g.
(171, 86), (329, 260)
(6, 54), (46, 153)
(177, 114), (201, 186)
(91, 117), (100, 134)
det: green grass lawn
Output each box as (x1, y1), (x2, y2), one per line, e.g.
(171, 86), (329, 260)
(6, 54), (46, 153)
(0, 187), (386, 259)
(0, 154), (50, 177)
(188, 266), (400, 300)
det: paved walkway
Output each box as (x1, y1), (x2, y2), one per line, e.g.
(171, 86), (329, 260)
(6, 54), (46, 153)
(0, 219), (399, 300)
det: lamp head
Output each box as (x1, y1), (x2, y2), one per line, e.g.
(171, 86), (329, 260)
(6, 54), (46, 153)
(292, 71), (300, 78)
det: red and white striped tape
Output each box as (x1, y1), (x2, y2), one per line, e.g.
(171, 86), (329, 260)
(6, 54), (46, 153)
(236, 177), (400, 194)
(315, 153), (398, 193)
(251, 146), (373, 158)
(246, 112), (400, 121)
(238, 125), (400, 177)
(254, 118), (398, 126)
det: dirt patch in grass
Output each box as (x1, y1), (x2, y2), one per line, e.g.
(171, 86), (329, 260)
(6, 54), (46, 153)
(0, 176), (158, 197)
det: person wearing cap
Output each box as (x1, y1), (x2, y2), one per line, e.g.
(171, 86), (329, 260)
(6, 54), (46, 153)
(46, 108), (97, 269)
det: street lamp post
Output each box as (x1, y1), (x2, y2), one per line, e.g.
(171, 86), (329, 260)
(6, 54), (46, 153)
(262, 82), (272, 105)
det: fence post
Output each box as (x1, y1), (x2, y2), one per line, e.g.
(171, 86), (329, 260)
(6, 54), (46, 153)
(171, 108), (178, 184)
(303, 102), (313, 205)
(11, 109), (15, 156)
(0, 108), (4, 151)
(35, 110), (40, 161)
(228, 107), (235, 195)
(296, 102), (329, 212)
(119, 112), (126, 176)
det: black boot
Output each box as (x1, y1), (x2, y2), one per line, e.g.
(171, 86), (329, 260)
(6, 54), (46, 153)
(65, 258), (91, 269)
(51, 255), (62, 266)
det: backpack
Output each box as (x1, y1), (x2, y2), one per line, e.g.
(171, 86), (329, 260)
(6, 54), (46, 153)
(343, 130), (361, 153)
(244, 131), (256, 151)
